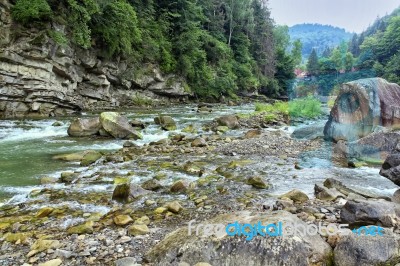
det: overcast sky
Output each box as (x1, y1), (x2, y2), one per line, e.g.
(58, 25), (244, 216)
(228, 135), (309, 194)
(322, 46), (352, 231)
(268, 0), (400, 33)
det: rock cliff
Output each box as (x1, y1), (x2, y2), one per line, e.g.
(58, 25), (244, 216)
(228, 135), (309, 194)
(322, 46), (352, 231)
(0, 0), (191, 118)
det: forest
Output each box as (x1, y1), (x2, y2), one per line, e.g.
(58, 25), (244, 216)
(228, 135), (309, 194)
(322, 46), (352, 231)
(298, 7), (400, 97)
(9, 0), (300, 99)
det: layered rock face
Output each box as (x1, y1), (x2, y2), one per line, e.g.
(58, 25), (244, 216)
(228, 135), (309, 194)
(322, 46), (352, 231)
(324, 78), (400, 142)
(0, 1), (191, 118)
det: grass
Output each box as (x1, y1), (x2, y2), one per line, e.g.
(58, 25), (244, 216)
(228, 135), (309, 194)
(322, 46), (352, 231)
(132, 93), (153, 106)
(254, 96), (321, 119)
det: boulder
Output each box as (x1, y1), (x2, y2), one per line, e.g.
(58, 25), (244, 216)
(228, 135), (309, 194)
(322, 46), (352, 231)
(165, 201), (183, 214)
(114, 215), (133, 226)
(324, 78), (400, 142)
(314, 183), (345, 201)
(244, 129), (262, 139)
(80, 150), (102, 166)
(145, 211), (332, 265)
(154, 115), (177, 131)
(67, 117), (102, 137)
(323, 178), (389, 200)
(170, 180), (190, 193)
(246, 176), (269, 189)
(216, 115), (239, 129)
(279, 189), (309, 203)
(67, 221), (94, 235)
(340, 199), (400, 227)
(380, 152), (400, 185)
(112, 183), (152, 203)
(334, 231), (400, 266)
(191, 138), (207, 147)
(100, 112), (143, 139)
(128, 224), (149, 236)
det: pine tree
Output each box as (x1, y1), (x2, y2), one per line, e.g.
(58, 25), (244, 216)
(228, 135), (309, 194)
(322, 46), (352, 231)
(307, 48), (319, 75)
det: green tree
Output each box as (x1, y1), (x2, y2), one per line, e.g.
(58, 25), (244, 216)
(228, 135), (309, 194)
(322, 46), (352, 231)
(307, 49), (319, 75)
(291, 39), (303, 66)
(11, 0), (52, 25)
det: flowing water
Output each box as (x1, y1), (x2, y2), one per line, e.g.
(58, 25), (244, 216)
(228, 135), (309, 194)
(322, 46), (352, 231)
(0, 104), (397, 207)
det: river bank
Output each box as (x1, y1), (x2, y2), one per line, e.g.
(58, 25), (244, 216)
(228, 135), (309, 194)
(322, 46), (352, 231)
(0, 103), (399, 266)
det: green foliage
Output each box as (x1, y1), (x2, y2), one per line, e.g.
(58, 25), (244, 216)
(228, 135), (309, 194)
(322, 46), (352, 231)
(288, 97), (322, 118)
(67, 0), (99, 48)
(94, 0), (141, 56)
(48, 30), (68, 46)
(255, 101), (288, 115)
(307, 49), (319, 75)
(11, 0), (52, 24)
(132, 93), (153, 106)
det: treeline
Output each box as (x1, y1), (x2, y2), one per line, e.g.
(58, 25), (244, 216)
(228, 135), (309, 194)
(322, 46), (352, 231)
(10, 0), (298, 99)
(300, 6), (400, 96)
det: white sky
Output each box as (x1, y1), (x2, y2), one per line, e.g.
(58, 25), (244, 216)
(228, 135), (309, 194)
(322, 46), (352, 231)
(268, 0), (400, 33)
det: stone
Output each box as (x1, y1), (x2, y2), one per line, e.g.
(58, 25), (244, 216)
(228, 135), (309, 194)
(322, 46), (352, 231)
(80, 150), (102, 166)
(53, 151), (87, 161)
(28, 240), (61, 257)
(323, 178), (388, 199)
(341, 199), (400, 227)
(246, 176), (269, 189)
(380, 153), (400, 186)
(100, 112), (143, 139)
(68, 117), (102, 137)
(170, 180), (189, 193)
(114, 215), (133, 226)
(130, 119), (145, 129)
(135, 216), (150, 225)
(334, 231), (400, 266)
(145, 211), (332, 265)
(182, 124), (197, 134)
(60, 171), (77, 183)
(115, 257), (138, 266)
(154, 207), (168, 215)
(67, 221), (94, 235)
(154, 115), (177, 131)
(128, 224), (149, 236)
(279, 189), (309, 203)
(393, 189), (400, 204)
(244, 129), (262, 139)
(141, 179), (162, 191)
(191, 138), (207, 147)
(216, 115), (239, 129)
(324, 78), (400, 142)
(52, 121), (63, 127)
(38, 259), (63, 266)
(112, 184), (151, 202)
(314, 183), (345, 201)
(216, 126), (229, 133)
(36, 207), (54, 218)
(166, 201), (183, 214)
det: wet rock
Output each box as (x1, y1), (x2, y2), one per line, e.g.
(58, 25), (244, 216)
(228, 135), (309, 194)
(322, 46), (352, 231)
(145, 211), (332, 265)
(170, 180), (189, 193)
(112, 184), (152, 202)
(53, 151), (87, 161)
(380, 152), (400, 186)
(141, 179), (163, 191)
(100, 112), (143, 139)
(128, 224), (149, 236)
(216, 126), (229, 133)
(182, 124), (197, 134)
(246, 176), (269, 189)
(80, 150), (102, 166)
(279, 189), (309, 203)
(340, 199), (400, 227)
(392, 189), (400, 204)
(38, 259), (63, 266)
(40, 176), (58, 184)
(67, 221), (94, 235)
(216, 115), (239, 129)
(244, 129), (262, 139)
(114, 215), (133, 226)
(334, 231), (400, 266)
(135, 216), (150, 225)
(291, 121), (325, 140)
(68, 117), (102, 137)
(323, 178), (389, 200)
(36, 207), (54, 218)
(123, 141), (138, 148)
(130, 119), (145, 129)
(191, 138), (207, 147)
(60, 172), (77, 183)
(324, 78), (400, 142)
(166, 201), (183, 214)
(154, 115), (177, 131)
(52, 121), (63, 127)
(314, 183), (345, 201)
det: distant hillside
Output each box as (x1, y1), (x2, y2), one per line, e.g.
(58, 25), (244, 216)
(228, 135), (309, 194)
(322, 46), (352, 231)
(289, 24), (352, 58)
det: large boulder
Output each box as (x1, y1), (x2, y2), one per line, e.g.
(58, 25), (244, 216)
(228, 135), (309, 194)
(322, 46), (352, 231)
(112, 183), (152, 203)
(216, 115), (239, 129)
(154, 115), (177, 131)
(340, 199), (400, 227)
(67, 117), (102, 137)
(380, 152), (400, 185)
(100, 112), (143, 139)
(334, 231), (400, 266)
(145, 211), (332, 266)
(324, 78), (400, 142)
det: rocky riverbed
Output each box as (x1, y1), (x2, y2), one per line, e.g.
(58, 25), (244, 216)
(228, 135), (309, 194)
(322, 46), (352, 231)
(1, 103), (400, 266)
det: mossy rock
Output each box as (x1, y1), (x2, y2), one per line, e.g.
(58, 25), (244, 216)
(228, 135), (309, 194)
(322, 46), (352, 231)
(80, 150), (102, 166)
(246, 176), (269, 189)
(67, 221), (94, 235)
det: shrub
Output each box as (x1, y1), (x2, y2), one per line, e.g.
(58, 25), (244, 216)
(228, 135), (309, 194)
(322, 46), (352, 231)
(48, 30), (68, 46)
(288, 97), (322, 118)
(12, 0), (52, 25)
